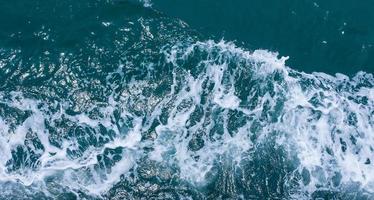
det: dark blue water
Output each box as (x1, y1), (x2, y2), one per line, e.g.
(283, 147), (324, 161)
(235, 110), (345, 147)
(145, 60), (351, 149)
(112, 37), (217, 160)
(153, 0), (374, 75)
(0, 0), (373, 199)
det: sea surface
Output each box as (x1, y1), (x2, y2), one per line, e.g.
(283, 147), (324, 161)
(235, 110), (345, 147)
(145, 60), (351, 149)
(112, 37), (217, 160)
(0, 0), (373, 199)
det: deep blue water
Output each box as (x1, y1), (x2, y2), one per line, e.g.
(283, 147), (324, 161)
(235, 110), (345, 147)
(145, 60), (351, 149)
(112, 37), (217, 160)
(153, 0), (374, 75)
(0, 0), (373, 199)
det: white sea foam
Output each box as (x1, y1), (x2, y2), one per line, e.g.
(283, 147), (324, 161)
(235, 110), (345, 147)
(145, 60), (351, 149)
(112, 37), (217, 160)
(154, 40), (374, 195)
(0, 39), (373, 198)
(138, 0), (152, 7)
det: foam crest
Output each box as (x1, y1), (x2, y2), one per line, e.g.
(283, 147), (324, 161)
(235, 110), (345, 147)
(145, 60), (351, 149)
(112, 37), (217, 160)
(0, 38), (373, 199)
(156, 40), (374, 196)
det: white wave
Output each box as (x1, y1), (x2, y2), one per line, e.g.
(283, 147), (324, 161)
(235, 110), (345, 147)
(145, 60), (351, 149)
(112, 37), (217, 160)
(154, 40), (374, 195)
(0, 39), (373, 198)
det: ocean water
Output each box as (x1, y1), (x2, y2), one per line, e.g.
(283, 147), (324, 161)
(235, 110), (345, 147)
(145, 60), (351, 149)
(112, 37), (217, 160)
(0, 0), (373, 199)
(153, 0), (374, 75)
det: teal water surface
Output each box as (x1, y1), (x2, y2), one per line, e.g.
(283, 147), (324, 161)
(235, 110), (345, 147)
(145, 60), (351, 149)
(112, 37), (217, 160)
(153, 0), (374, 75)
(0, 0), (373, 199)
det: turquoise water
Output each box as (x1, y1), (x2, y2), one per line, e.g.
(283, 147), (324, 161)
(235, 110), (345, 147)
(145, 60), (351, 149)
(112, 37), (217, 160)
(153, 0), (374, 75)
(0, 0), (373, 199)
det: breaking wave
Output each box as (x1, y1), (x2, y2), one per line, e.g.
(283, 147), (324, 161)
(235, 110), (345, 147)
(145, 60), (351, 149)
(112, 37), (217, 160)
(0, 1), (373, 199)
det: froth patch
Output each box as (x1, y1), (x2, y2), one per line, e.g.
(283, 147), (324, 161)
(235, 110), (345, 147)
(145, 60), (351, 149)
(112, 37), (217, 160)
(0, 36), (373, 199)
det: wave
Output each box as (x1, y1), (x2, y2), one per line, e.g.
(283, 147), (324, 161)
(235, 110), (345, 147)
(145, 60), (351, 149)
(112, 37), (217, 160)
(0, 3), (373, 199)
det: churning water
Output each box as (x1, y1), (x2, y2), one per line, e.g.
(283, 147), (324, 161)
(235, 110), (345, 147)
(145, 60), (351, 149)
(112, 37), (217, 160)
(0, 0), (373, 199)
